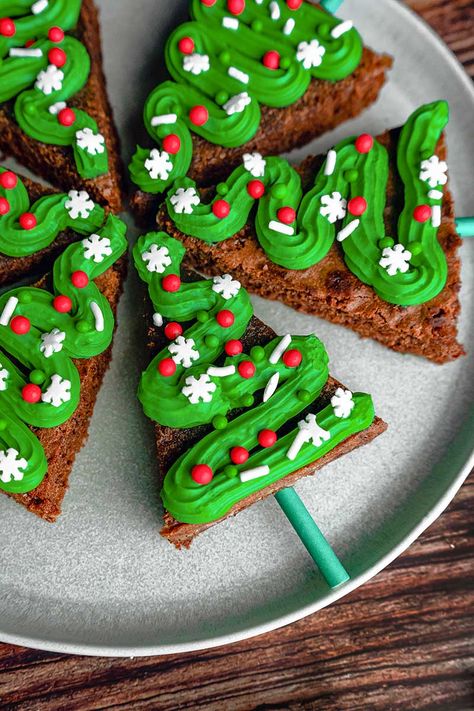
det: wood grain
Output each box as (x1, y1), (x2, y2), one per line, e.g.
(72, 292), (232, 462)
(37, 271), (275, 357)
(1, 2), (473, 709)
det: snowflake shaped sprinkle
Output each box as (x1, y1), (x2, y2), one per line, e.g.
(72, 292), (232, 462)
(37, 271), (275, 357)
(0, 365), (8, 391)
(296, 39), (326, 69)
(223, 92), (251, 116)
(212, 274), (241, 300)
(170, 187), (200, 214)
(243, 152), (266, 177)
(76, 128), (106, 156)
(40, 328), (66, 359)
(287, 413), (331, 461)
(65, 190), (95, 219)
(41, 374), (72, 408)
(419, 155), (448, 188)
(169, 336), (200, 368)
(144, 149), (173, 181)
(0, 448), (28, 484)
(35, 64), (64, 95)
(82, 234), (112, 263)
(183, 52), (210, 75)
(320, 192), (347, 223)
(182, 373), (216, 404)
(379, 243), (412, 276)
(141, 244), (172, 274)
(331, 388), (355, 419)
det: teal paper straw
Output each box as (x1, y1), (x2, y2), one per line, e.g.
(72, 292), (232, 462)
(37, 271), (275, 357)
(456, 217), (474, 237)
(320, 0), (344, 13)
(274, 487), (350, 588)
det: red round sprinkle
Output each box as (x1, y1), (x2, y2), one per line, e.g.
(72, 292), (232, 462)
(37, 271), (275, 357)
(48, 26), (64, 43)
(162, 274), (181, 292)
(287, 0), (303, 7)
(0, 197), (10, 215)
(348, 196), (367, 216)
(0, 18), (15, 37)
(10, 315), (30, 335)
(247, 180), (265, 199)
(262, 51), (280, 70)
(413, 204), (432, 223)
(227, 0), (245, 14)
(230, 446), (249, 465)
(189, 105), (209, 126)
(201, 0), (217, 5)
(48, 47), (66, 67)
(71, 270), (89, 288)
(191, 464), (213, 485)
(58, 107), (76, 126)
(225, 339), (243, 356)
(53, 295), (72, 313)
(178, 36), (195, 54)
(22, 383), (41, 404)
(355, 133), (373, 153)
(258, 429), (277, 448)
(238, 360), (256, 379)
(164, 322), (183, 340)
(19, 212), (36, 230)
(162, 134), (181, 154)
(212, 199), (230, 219)
(277, 206), (296, 224)
(282, 348), (302, 367)
(158, 357), (176, 377)
(0, 171), (17, 189)
(216, 309), (235, 328)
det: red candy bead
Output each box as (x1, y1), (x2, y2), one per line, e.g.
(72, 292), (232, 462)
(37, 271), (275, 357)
(10, 316), (30, 335)
(230, 446), (249, 465)
(58, 107), (75, 126)
(178, 36), (195, 54)
(164, 322), (183, 340)
(25, 39), (35, 48)
(247, 180), (265, 199)
(200, 0), (217, 5)
(0, 18), (15, 37)
(0, 197), (10, 215)
(158, 358), (176, 377)
(0, 171), (17, 189)
(413, 204), (432, 223)
(48, 26), (64, 42)
(227, 0), (245, 14)
(48, 47), (66, 67)
(238, 360), (255, 379)
(262, 50), (280, 70)
(216, 309), (235, 328)
(258, 429), (277, 448)
(53, 295), (72, 313)
(277, 206), (296, 224)
(19, 213), (36, 230)
(348, 196), (367, 216)
(189, 105), (208, 126)
(225, 339), (243, 356)
(212, 199), (230, 219)
(22, 383), (41, 404)
(355, 133), (373, 153)
(162, 274), (181, 292)
(162, 134), (181, 154)
(287, 0), (303, 7)
(282, 349), (302, 367)
(71, 270), (89, 288)
(191, 464), (213, 485)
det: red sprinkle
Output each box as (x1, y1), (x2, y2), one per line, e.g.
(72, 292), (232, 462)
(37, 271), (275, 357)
(162, 274), (181, 292)
(10, 315), (30, 335)
(216, 309), (235, 328)
(0, 197), (10, 215)
(162, 134), (181, 154)
(262, 51), (280, 70)
(189, 105), (209, 126)
(238, 360), (256, 379)
(225, 339), (243, 356)
(230, 446), (249, 465)
(277, 206), (296, 224)
(58, 107), (76, 126)
(158, 358), (176, 377)
(48, 26), (64, 43)
(286, 0), (303, 7)
(200, 0), (217, 5)
(355, 133), (373, 153)
(0, 18), (15, 37)
(71, 270), (89, 288)
(227, 0), (245, 14)
(53, 295), (72, 313)
(25, 39), (35, 48)
(178, 36), (195, 54)
(282, 349), (303, 367)
(413, 204), (432, 223)
(19, 213), (37, 230)
(258, 429), (277, 448)
(247, 180), (265, 199)
(22, 383), (42, 404)
(191, 464), (213, 485)
(48, 47), (66, 67)
(164, 322), (183, 340)
(0, 171), (17, 189)
(348, 196), (367, 216)
(212, 199), (230, 219)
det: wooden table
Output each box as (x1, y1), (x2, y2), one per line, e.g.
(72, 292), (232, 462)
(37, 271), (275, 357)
(1, 2), (473, 709)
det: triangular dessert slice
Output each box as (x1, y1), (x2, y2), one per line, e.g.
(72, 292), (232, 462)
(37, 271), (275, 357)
(129, 0), (392, 222)
(158, 102), (464, 363)
(133, 231), (386, 547)
(0, 0), (123, 211)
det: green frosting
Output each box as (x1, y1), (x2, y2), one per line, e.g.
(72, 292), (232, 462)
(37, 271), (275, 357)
(0, 0), (108, 178)
(129, 0), (363, 193)
(0, 211), (127, 494)
(166, 101), (450, 306)
(134, 231), (375, 525)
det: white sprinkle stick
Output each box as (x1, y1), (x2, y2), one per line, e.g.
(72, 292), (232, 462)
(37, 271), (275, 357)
(151, 114), (177, 126)
(337, 219), (360, 242)
(432, 205), (441, 228)
(269, 0), (280, 20)
(263, 372), (280, 403)
(269, 334), (292, 364)
(331, 20), (353, 38)
(48, 101), (67, 115)
(207, 365), (236, 377)
(9, 47), (43, 58)
(286, 430), (308, 461)
(283, 18), (295, 35)
(428, 189), (443, 200)
(152, 312), (163, 327)
(90, 302), (104, 332)
(0, 297), (19, 327)
(240, 465), (270, 483)
(31, 0), (48, 14)
(228, 66), (249, 84)
(222, 16), (239, 29)
(324, 149), (337, 176)
(268, 220), (295, 236)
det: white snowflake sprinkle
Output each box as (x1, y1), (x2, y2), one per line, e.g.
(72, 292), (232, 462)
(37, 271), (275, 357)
(182, 373), (216, 404)
(170, 187), (200, 214)
(243, 152), (266, 178)
(141, 244), (172, 274)
(296, 39), (326, 69)
(75, 128), (105, 156)
(82, 234), (112, 263)
(419, 155), (448, 188)
(144, 149), (173, 181)
(223, 92), (251, 116)
(212, 274), (241, 300)
(287, 413), (331, 461)
(320, 192), (347, 223)
(183, 52), (210, 75)
(0, 365), (8, 391)
(379, 243), (412, 276)
(331, 388), (355, 419)
(0, 448), (28, 484)
(41, 374), (72, 408)
(65, 190), (95, 220)
(169, 336), (200, 369)
(40, 329), (66, 359)
(35, 64), (64, 95)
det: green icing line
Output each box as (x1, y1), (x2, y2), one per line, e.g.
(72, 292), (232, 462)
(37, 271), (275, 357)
(134, 231), (375, 525)
(0, 0), (108, 179)
(166, 101), (450, 306)
(129, 0), (363, 194)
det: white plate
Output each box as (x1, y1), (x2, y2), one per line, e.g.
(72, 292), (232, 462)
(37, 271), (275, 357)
(0, 0), (473, 657)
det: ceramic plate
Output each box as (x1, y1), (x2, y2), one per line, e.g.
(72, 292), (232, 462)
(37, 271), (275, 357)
(1, 0), (473, 657)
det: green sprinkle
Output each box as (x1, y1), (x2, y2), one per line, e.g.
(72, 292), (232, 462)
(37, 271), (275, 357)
(297, 389), (312, 403)
(197, 310), (209, 323)
(219, 50), (231, 65)
(344, 169), (359, 182)
(251, 19), (263, 32)
(216, 182), (229, 196)
(410, 241), (423, 256)
(213, 415), (228, 430)
(280, 56), (291, 69)
(318, 23), (331, 39)
(30, 369), (46, 385)
(241, 394), (254, 408)
(378, 237), (395, 249)
(19, 292), (32, 304)
(271, 183), (287, 199)
(223, 465), (239, 479)
(76, 319), (91, 333)
(215, 90), (229, 106)
(205, 334), (220, 348)
(0, 419), (7, 431)
(250, 345), (265, 362)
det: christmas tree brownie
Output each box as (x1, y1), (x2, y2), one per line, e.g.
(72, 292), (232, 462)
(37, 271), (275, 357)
(0, 0), (123, 211)
(134, 232), (386, 547)
(129, 0), (392, 222)
(158, 101), (464, 363)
